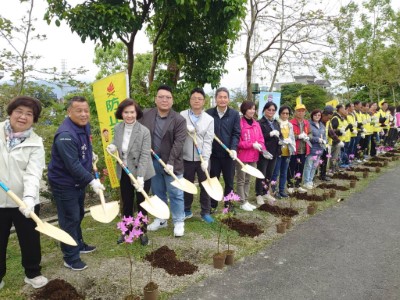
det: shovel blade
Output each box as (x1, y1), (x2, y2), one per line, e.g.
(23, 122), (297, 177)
(140, 195), (170, 220)
(201, 177), (224, 201)
(241, 164), (265, 179)
(90, 201), (120, 223)
(35, 222), (77, 246)
(171, 178), (198, 195)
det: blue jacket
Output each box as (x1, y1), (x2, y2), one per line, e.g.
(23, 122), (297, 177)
(48, 117), (93, 188)
(206, 107), (241, 159)
(309, 120), (326, 156)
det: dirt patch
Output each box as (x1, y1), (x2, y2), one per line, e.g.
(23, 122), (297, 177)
(30, 279), (84, 300)
(258, 203), (299, 217)
(364, 161), (384, 167)
(370, 156), (391, 162)
(292, 191), (325, 201)
(332, 173), (359, 181)
(348, 167), (371, 172)
(222, 218), (264, 237)
(145, 246), (198, 276)
(317, 183), (349, 191)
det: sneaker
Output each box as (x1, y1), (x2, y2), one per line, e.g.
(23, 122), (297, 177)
(63, 260), (88, 271)
(24, 275), (48, 289)
(320, 177), (331, 182)
(80, 243), (96, 254)
(240, 202), (254, 212)
(279, 192), (289, 198)
(297, 187), (307, 193)
(0, 280), (4, 290)
(140, 234), (149, 246)
(147, 218), (168, 231)
(248, 203), (257, 209)
(174, 222), (184, 237)
(117, 234), (124, 244)
(303, 183), (313, 190)
(184, 210), (193, 220)
(264, 193), (276, 205)
(287, 187), (295, 194)
(256, 195), (265, 205)
(201, 214), (214, 223)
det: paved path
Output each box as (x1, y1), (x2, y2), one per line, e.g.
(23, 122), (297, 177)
(172, 166), (400, 300)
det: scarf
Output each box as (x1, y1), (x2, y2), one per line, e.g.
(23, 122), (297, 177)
(4, 119), (32, 150)
(278, 119), (289, 128)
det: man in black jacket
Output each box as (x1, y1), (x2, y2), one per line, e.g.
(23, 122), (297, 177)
(206, 87), (241, 212)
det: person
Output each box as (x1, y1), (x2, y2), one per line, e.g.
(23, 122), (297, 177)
(106, 99), (155, 245)
(48, 96), (105, 271)
(287, 103), (310, 193)
(180, 88), (214, 223)
(345, 103), (358, 163)
(384, 106), (397, 147)
(319, 105), (334, 181)
(206, 87), (241, 212)
(353, 101), (365, 162)
(328, 104), (347, 172)
(302, 109), (326, 189)
(271, 106), (295, 199)
(360, 102), (372, 160)
(236, 101), (266, 211)
(255, 101), (281, 205)
(0, 96), (48, 289)
(369, 102), (380, 157)
(140, 85), (187, 237)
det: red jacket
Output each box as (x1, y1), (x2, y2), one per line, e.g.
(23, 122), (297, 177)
(237, 117), (266, 163)
(290, 118), (311, 155)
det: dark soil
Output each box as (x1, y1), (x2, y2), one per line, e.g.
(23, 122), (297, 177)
(293, 191), (325, 201)
(144, 246), (198, 276)
(30, 279), (84, 300)
(332, 173), (359, 181)
(317, 183), (349, 191)
(348, 167), (371, 172)
(258, 203), (299, 217)
(222, 217), (264, 237)
(370, 156), (391, 162)
(364, 161), (384, 167)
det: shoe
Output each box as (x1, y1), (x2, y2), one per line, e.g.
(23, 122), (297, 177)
(24, 275), (48, 289)
(340, 164), (350, 168)
(210, 207), (217, 215)
(80, 243), (96, 254)
(140, 234), (149, 246)
(184, 210), (193, 220)
(247, 203), (257, 209)
(256, 195), (265, 205)
(174, 222), (185, 237)
(147, 218), (168, 231)
(320, 177), (331, 182)
(240, 202), (254, 212)
(64, 260), (88, 271)
(287, 187), (295, 194)
(264, 193), (276, 204)
(303, 183), (313, 190)
(279, 192), (289, 198)
(0, 280), (4, 290)
(356, 159), (362, 163)
(117, 234), (124, 244)
(201, 214), (214, 223)
(297, 187), (307, 193)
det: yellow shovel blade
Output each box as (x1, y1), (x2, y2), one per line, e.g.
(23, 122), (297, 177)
(171, 178), (198, 195)
(201, 177), (224, 201)
(90, 201), (120, 223)
(35, 222), (77, 246)
(241, 164), (265, 179)
(140, 195), (170, 220)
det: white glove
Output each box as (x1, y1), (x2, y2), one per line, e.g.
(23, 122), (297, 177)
(89, 179), (105, 195)
(389, 115), (394, 122)
(269, 130), (279, 137)
(340, 127), (346, 134)
(164, 164), (174, 174)
(187, 125), (195, 134)
(262, 150), (273, 160)
(362, 128), (367, 133)
(363, 119), (367, 125)
(298, 132), (306, 140)
(353, 130), (358, 135)
(19, 196), (35, 218)
(133, 176), (144, 192)
(318, 138), (325, 144)
(92, 152), (98, 161)
(361, 133), (366, 139)
(338, 141), (345, 148)
(201, 160), (209, 172)
(283, 138), (291, 145)
(252, 142), (263, 151)
(106, 144), (117, 153)
(303, 135), (310, 141)
(229, 150), (237, 160)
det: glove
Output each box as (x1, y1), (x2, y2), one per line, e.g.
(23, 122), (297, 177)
(89, 179), (105, 195)
(303, 135), (310, 141)
(338, 141), (345, 148)
(362, 119), (367, 125)
(283, 138), (291, 145)
(340, 127), (346, 134)
(229, 150), (237, 160)
(262, 150), (273, 160)
(353, 129), (358, 135)
(187, 125), (195, 134)
(19, 196), (35, 218)
(164, 164), (174, 174)
(201, 161), (208, 172)
(252, 142), (263, 151)
(106, 144), (117, 153)
(133, 176), (144, 193)
(92, 152), (98, 161)
(318, 138), (325, 144)
(361, 133), (366, 139)
(298, 132), (306, 140)
(269, 130), (279, 137)
(362, 128), (367, 133)
(379, 130), (385, 136)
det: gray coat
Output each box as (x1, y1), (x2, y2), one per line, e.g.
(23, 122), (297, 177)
(113, 121), (155, 181)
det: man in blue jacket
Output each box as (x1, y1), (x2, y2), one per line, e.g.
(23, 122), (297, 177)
(206, 87), (241, 212)
(48, 96), (105, 271)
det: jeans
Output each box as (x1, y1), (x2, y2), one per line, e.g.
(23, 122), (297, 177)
(236, 161), (256, 203)
(51, 183), (86, 264)
(341, 142), (350, 165)
(303, 154), (321, 185)
(151, 159), (185, 223)
(271, 156), (290, 193)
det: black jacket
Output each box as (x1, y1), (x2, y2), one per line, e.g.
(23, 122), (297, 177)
(258, 116), (282, 157)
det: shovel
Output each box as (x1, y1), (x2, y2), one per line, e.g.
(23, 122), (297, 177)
(213, 135), (265, 179)
(89, 153), (119, 223)
(151, 150), (198, 195)
(106, 148), (170, 220)
(0, 180), (77, 246)
(187, 131), (223, 201)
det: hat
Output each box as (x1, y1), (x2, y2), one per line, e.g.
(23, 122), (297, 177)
(323, 105), (334, 115)
(379, 99), (387, 107)
(295, 103), (306, 110)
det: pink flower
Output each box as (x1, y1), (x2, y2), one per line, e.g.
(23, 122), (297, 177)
(326, 154), (332, 158)
(222, 207), (229, 214)
(117, 221), (128, 233)
(123, 215), (134, 225)
(124, 234), (133, 243)
(349, 154), (355, 160)
(270, 181), (277, 186)
(295, 172), (301, 178)
(316, 150), (322, 155)
(311, 155), (318, 161)
(297, 158), (301, 163)
(319, 159), (323, 164)
(223, 190), (241, 202)
(142, 215), (149, 224)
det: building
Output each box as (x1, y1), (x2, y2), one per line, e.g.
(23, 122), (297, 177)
(273, 75), (331, 91)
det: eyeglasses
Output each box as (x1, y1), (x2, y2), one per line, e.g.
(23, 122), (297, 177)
(157, 95), (172, 100)
(13, 109), (34, 118)
(190, 97), (204, 101)
(281, 112), (289, 115)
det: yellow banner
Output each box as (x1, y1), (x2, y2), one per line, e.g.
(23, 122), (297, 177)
(296, 95), (302, 105)
(93, 71), (128, 188)
(326, 99), (338, 108)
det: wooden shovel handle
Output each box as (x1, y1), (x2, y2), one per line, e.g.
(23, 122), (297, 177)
(150, 150), (180, 181)
(92, 152), (107, 207)
(213, 135), (245, 168)
(187, 131), (211, 180)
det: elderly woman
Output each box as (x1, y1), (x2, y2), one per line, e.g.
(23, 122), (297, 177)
(0, 96), (48, 289)
(106, 98), (155, 246)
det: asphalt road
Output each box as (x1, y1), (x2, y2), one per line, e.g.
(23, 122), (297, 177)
(172, 165), (400, 300)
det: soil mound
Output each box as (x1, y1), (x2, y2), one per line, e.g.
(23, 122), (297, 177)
(317, 183), (349, 191)
(332, 173), (359, 180)
(31, 279), (84, 300)
(293, 191), (325, 201)
(258, 203), (299, 217)
(222, 218), (264, 237)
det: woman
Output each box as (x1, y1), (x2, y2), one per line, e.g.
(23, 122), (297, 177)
(255, 102), (281, 205)
(106, 99), (155, 245)
(302, 109), (326, 189)
(271, 106), (295, 199)
(236, 101), (266, 211)
(0, 96), (48, 289)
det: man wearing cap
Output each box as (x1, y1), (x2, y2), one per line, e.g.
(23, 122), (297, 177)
(319, 105), (334, 181)
(287, 103), (310, 193)
(328, 104), (348, 171)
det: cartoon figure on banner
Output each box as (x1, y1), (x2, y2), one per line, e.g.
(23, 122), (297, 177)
(102, 128), (110, 142)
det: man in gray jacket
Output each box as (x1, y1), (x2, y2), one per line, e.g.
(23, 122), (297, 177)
(180, 88), (214, 223)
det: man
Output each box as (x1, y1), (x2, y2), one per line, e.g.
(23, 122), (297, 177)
(353, 101), (365, 162)
(206, 87), (241, 212)
(319, 105), (334, 181)
(48, 96), (105, 271)
(328, 104), (347, 171)
(140, 85), (187, 237)
(345, 103), (357, 163)
(180, 87), (214, 223)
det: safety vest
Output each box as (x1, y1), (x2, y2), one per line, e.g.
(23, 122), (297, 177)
(329, 115), (347, 142)
(362, 112), (373, 135)
(372, 112), (381, 133)
(346, 113), (357, 138)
